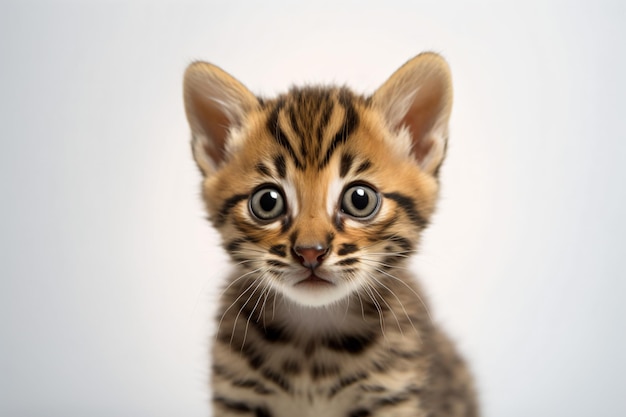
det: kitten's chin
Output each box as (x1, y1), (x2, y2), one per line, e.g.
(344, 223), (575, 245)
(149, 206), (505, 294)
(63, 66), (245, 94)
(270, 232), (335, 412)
(279, 278), (353, 308)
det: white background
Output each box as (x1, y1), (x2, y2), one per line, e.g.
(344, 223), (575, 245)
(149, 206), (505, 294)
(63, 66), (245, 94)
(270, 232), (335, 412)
(1, 1), (625, 416)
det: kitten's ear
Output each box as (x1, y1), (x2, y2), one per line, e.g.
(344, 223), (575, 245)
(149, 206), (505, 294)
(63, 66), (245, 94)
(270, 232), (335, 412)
(372, 53), (453, 176)
(183, 62), (259, 176)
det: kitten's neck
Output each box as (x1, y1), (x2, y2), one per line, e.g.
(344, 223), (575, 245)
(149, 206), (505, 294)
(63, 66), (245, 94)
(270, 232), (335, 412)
(270, 295), (372, 336)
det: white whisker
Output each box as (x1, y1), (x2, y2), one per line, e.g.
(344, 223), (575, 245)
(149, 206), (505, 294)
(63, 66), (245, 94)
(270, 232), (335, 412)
(361, 284), (386, 341)
(241, 275), (272, 350)
(231, 275), (266, 348)
(368, 272), (420, 340)
(366, 264), (433, 325)
(366, 278), (404, 337)
(215, 267), (264, 341)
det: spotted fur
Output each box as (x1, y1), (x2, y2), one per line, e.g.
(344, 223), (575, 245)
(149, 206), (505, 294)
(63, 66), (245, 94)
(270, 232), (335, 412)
(184, 53), (478, 417)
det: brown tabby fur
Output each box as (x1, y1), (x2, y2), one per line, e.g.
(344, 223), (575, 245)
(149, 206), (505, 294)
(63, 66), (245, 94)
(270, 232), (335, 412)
(184, 53), (478, 417)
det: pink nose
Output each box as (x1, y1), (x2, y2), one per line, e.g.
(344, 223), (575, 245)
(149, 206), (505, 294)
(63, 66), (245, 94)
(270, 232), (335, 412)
(293, 245), (328, 269)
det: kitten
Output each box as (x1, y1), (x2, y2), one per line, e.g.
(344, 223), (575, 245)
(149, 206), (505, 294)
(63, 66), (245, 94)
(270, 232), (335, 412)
(183, 53), (478, 417)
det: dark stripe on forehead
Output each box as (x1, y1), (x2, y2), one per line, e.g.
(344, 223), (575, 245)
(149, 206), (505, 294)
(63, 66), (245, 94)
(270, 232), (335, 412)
(273, 154), (286, 178)
(340, 153), (355, 178)
(285, 105), (305, 147)
(287, 104), (304, 143)
(315, 98), (334, 154)
(288, 87), (334, 160)
(318, 89), (359, 169)
(356, 160), (372, 174)
(266, 100), (304, 169)
(256, 163), (271, 177)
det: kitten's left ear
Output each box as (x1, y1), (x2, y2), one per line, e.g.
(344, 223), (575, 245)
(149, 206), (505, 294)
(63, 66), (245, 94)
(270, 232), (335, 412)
(183, 62), (259, 176)
(372, 53), (453, 176)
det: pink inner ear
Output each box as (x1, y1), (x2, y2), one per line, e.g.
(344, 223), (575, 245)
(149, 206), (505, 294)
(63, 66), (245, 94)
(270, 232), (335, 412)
(401, 80), (446, 164)
(402, 110), (435, 163)
(192, 94), (231, 165)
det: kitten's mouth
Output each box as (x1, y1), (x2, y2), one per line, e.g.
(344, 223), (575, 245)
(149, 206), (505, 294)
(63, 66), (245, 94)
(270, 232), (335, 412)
(296, 273), (333, 286)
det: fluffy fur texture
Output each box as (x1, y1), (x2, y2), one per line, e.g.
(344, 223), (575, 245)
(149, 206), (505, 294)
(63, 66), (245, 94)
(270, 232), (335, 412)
(184, 53), (478, 417)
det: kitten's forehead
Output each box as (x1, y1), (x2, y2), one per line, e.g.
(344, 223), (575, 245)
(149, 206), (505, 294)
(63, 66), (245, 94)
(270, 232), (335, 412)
(258, 86), (369, 171)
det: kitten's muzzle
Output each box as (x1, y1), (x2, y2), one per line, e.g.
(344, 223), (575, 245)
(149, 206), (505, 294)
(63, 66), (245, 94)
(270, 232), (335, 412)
(292, 245), (328, 270)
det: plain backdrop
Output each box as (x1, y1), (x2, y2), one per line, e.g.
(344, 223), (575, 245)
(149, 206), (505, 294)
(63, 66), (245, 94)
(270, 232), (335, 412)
(1, 1), (625, 416)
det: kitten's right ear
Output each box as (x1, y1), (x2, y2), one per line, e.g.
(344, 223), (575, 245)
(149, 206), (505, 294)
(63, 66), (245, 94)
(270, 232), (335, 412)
(183, 62), (259, 176)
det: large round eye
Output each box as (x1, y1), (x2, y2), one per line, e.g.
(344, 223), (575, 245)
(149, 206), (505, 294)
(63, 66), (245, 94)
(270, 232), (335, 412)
(249, 187), (286, 221)
(340, 184), (380, 219)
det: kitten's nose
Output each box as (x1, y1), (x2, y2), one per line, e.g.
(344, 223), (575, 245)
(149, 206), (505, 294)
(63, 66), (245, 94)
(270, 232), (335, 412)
(293, 245), (328, 269)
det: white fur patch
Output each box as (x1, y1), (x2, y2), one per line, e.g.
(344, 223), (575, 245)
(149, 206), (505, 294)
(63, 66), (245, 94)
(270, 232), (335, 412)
(281, 179), (299, 218)
(326, 176), (345, 217)
(386, 87), (419, 127)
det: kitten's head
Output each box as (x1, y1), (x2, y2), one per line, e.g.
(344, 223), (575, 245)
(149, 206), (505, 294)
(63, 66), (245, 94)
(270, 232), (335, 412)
(184, 53), (452, 307)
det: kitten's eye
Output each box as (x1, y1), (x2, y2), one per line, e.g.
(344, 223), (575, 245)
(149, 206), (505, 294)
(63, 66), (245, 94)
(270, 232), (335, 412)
(249, 187), (286, 221)
(341, 184), (380, 219)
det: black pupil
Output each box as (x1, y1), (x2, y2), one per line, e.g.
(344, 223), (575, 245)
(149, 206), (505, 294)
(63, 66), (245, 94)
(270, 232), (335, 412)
(260, 191), (278, 212)
(351, 188), (369, 210)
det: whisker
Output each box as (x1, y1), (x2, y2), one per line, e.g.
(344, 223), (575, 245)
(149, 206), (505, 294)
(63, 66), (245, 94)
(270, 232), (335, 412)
(241, 275), (271, 351)
(341, 290), (351, 324)
(257, 282), (273, 323)
(368, 265), (434, 325)
(355, 289), (366, 322)
(231, 276), (266, 348)
(362, 252), (414, 259)
(231, 259), (257, 267)
(359, 258), (411, 271)
(366, 278), (403, 337)
(215, 268), (264, 340)
(368, 273), (420, 340)
(271, 285), (279, 322)
(227, 247), (268, 255)
(218, 267), (263, 298)
(361, 284), (386, 341)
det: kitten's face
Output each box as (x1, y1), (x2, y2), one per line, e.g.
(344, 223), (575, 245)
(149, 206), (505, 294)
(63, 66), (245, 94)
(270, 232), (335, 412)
(184, 54), (452, 307)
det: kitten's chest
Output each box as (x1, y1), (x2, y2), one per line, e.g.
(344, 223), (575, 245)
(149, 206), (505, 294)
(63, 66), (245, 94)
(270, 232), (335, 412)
(262, 363), (414, 417)
(214, 335), (423, 417)
(268, 383), (358, 417)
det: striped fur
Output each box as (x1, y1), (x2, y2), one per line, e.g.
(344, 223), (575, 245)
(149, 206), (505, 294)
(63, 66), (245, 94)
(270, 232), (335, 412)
(184, 53), (478, 417)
